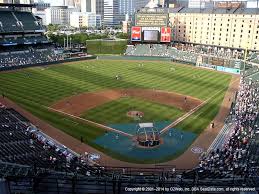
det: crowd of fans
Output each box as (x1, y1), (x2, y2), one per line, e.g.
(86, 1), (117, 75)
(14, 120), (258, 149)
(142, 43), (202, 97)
(174, 43), (246, 60)
(125, 44), (198, 64)
(0, 47), (64, 70)
(196, 77), (259, 178)
(125, 44), (246, 68)
(0, 105), (101, 176)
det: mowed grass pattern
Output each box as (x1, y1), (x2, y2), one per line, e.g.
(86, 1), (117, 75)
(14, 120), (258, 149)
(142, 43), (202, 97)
(82, 97), (184, 124)
(0, 59), (232, 162)
(0, 60), (231, 105)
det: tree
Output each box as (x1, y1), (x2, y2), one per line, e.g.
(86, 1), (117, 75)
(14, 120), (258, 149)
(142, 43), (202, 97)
(116, 33), (128, 39)
(47, 24), (60, 32)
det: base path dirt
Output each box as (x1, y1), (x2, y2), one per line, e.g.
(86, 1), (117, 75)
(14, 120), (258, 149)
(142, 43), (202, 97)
(51, 89), (203, 116)
(0, 75), (240, 169)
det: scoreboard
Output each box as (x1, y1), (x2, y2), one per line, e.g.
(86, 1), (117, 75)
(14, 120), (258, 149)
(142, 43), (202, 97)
(131, 8), (172, 43)
(135, 13), (168, 27)
(131, 26), (172, 43)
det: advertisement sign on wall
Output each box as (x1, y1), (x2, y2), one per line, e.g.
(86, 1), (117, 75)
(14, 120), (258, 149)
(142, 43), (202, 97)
(160, 27), (171, 42)
(131, 26), (142, 41)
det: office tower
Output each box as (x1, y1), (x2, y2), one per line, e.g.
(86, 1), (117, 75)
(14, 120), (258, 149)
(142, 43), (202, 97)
(103, 0), (123, 26)
(81, 0), (96, 12)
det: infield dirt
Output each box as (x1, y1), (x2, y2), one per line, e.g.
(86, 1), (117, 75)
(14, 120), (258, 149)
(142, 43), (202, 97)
(51, 89), (203, 116)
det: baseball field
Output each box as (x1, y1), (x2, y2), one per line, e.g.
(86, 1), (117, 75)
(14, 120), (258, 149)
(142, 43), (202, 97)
(0, 59), (234, 164)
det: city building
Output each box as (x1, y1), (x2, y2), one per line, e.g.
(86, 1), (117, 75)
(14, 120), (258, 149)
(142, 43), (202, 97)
(3, 0), (34, 3)
(81, 0), (96, 13)
(118, 0), (151, 17)
(96, 0), (104, 18)
(103, 0), (123, 27)
(247, 0), (259, 8)
(187, 0), (259, 9)
(170, 7), (259, 50)
(70, 12), (101, 28)
(45, 6), (80, 25)
(32, 9), (47, 25)
(119, 0), (134, 16)
(63, 0), (75, 7)
(0, 0), (12, 3)
(134, 0), (153, 10)
(33, 2), (50, 11)
(164, 0), (189, 8)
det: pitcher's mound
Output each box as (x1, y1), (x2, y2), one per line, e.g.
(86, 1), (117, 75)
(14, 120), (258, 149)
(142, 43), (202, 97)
(127, 111), (144, 118)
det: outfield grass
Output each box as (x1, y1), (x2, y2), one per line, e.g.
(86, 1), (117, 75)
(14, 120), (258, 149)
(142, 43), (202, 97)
(0, 59), (232, 163)
(82, 97), (184, 124)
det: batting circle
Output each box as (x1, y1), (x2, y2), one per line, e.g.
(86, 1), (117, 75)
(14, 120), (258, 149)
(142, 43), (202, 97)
(191, 147), (203, 154)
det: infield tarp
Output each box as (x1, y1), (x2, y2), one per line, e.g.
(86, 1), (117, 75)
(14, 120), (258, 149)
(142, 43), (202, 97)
(94, 122), (197, 161)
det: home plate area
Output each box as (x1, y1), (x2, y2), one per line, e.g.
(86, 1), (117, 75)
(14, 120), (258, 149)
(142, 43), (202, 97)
(94, 121), (197, 161)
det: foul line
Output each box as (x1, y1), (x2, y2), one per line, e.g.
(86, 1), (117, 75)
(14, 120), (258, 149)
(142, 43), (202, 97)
(46, 106), (133, 138)
(160, 77), (240, 134)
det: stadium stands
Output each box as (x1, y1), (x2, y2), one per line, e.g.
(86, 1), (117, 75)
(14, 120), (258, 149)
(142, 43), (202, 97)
(184, 75), (259, 181)
(0, 46), (63, 70)
(125, 44), (198, 64)
(0, 36), (48, 45)
(0, 105), (101, 176)
(0, 11), (22, 32)
(0, 10), (43, 33)
(13, 11), (42, 31)
(125, 44), (252, 70)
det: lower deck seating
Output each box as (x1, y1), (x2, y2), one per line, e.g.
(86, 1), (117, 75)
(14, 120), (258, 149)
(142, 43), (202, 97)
(0, 106), (101, 176)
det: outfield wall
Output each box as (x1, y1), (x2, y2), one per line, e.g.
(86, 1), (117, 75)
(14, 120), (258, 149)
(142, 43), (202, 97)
(86, 40), (128, 55)
(0, 56), (97, 72)
(196, 63), (241, 75)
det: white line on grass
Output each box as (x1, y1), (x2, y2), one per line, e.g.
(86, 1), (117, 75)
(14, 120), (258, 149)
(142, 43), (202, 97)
(46, 106), (133, 137)
(160, 77), (240, 134)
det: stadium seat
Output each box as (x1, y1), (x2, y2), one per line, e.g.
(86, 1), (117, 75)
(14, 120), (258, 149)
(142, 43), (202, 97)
(0, 11), (23, 32)
(13, 11), (42, 31)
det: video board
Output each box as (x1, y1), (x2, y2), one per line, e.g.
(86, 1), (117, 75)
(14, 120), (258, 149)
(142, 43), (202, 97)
(135, 13), (168, 27)
(131, 26), (142, 41)
(143, 30), (159, 42)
